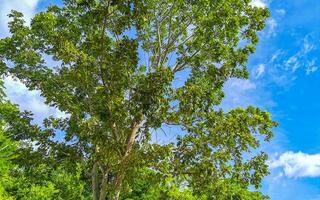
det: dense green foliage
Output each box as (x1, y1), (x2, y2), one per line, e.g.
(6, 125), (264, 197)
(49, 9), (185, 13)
(0, 0), (276, 199)
(0, 81), (90, 199)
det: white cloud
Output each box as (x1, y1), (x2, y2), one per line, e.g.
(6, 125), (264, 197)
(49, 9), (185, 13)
(221, 74), (276, 112)
(306, 59), (318, 75)
(4, 76), (68, 123)
(282, 35), (317, 73)
(221, 78), (257, 110)
(265, 18), (278, 37)
(306, 66), (318, 75)
(0, 1), (70, 124)
(250, 0), (267, 8)
(4, 76), (47, 112)
(275, 9), (286, 15)
(285, 55), (299, 72)
(260, 7), (286, 38)
(270, 50), (284, 63)
(267, 18), (277, 32)
(269, 151), (320, 178)
(253, 64), (265, 78)
(0, 0), (39, 36)
(228, 78), (256, 90)
(302, 37), (315, 54)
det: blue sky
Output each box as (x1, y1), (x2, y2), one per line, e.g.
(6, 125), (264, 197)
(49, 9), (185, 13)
(1, 0), (320, 199)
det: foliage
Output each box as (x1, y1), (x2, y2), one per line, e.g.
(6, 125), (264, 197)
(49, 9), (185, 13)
(4, 163), (90, 200)
(0, 82), (90, 199)
(121, 168), (198, 200)
(0, 124), (16, 200)
(0, 0), (277, 199)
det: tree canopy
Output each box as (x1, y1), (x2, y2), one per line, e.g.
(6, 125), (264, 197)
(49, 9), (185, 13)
(0, 0), (276, 199)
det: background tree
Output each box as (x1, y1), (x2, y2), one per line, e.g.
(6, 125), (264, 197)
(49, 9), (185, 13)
(0, 81), (90, 199)
(0, 115), (16, 200)
(0, 0), (276, 199)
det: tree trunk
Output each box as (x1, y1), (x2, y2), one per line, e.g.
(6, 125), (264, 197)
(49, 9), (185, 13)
(113, 121), (142, 200)
(92, 162), (99, 200)
(99, 173), (108, 200)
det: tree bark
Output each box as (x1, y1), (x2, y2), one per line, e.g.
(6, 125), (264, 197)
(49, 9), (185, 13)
(113, 121), (142, 200)
(99, 173), (108, 200)
(92, 162), (99, 200)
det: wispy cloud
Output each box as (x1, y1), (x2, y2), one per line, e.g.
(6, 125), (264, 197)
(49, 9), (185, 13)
(221, 78), (256, 110)
(258, 7), (287, 39)
(252, 64), (266, 79)
(269, 151), (320, 178)
(283, 35), (316, 73)
(220, 78), (271, 110)
(275, 9), (286, 16)
(270, 50), (285, 63)
(265, 18), (278, 37)
(285, 55), (299, 72)
(306, 59), (318, 75)
(267, 33), (320, 84)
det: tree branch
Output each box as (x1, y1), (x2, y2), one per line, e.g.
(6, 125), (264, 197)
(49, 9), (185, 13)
(113, 120), (143, 200)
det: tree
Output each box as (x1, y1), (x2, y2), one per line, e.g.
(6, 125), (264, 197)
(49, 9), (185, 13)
(0, 80), (90, 199)
(0, 0), (276, 199)
(0, 115), (16, 200)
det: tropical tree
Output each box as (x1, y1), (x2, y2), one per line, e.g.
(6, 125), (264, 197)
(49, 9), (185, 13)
(0, 0), (276, 199)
